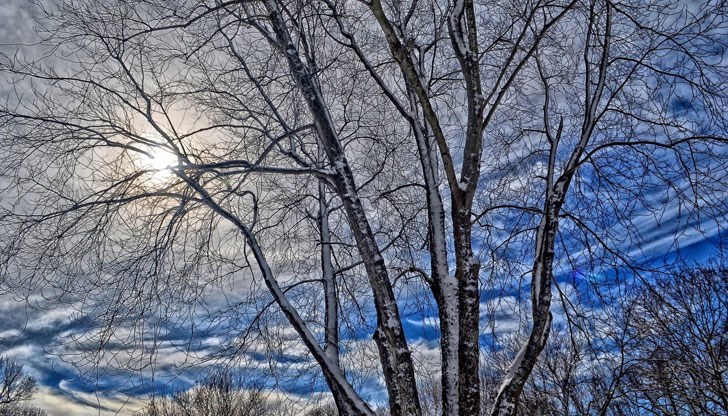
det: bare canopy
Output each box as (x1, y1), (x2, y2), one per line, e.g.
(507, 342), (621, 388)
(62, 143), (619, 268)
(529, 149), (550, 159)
(1, 0), (727, 415)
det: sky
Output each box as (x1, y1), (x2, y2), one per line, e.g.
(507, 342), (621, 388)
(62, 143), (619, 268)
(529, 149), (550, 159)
(1, 1), (727, 415)
(0, 2), (150, 413)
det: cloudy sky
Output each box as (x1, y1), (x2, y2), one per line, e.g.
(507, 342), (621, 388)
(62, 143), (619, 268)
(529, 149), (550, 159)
(0, 2), (146, 413)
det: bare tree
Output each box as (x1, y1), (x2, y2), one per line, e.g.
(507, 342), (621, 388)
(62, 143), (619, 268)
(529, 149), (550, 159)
(477, 265), (728, 416)
(620, 266), (728, 415)
(1, 0), (727, 415)
(305, 403), (339, 416)
(135, 369), (276, 416)
(480, 320), (636, 416)
(0, 357), (36, 406)
(0, 404), (48, 416)
(0, 356), (45, 416)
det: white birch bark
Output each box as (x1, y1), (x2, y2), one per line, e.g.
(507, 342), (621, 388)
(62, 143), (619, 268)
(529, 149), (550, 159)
(408, 90), (459, 415)
(319, 177), (339, 368)
(263, 1), (422, 414)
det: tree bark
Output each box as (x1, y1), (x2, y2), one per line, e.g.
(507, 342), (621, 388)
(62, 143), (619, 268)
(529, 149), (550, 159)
(410, 115), (459, 415)
(263, 2), (422, 414)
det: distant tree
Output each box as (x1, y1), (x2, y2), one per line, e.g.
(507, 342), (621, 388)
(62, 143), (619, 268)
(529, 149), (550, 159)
(135, 369), (275, 416)
(479, 320), (634, 416)
(475, 266), (728, 416)
(0, 356), (46, 416)
(305, 403), (338, 416)
(304, 403), (388, 416)
(621, 267), (728, 415)
(0, 404), (48, 416)
(0, 357), (36, 406)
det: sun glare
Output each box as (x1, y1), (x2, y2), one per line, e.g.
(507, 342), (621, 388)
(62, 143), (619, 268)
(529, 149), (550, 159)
(136, 145), (178, 183)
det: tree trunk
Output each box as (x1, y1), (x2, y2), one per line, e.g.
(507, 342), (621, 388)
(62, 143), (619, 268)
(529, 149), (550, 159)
(411, 120), (460, 415)
(264, 2), (421, 414)
(319, 177), (339, 368)
(453, 207), (481, 416)
(490, 202), (559, 416)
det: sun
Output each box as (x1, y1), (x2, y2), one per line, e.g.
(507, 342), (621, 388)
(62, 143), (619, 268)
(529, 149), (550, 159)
(136, 144), (178, 183)
(144, 147), (177, 171)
